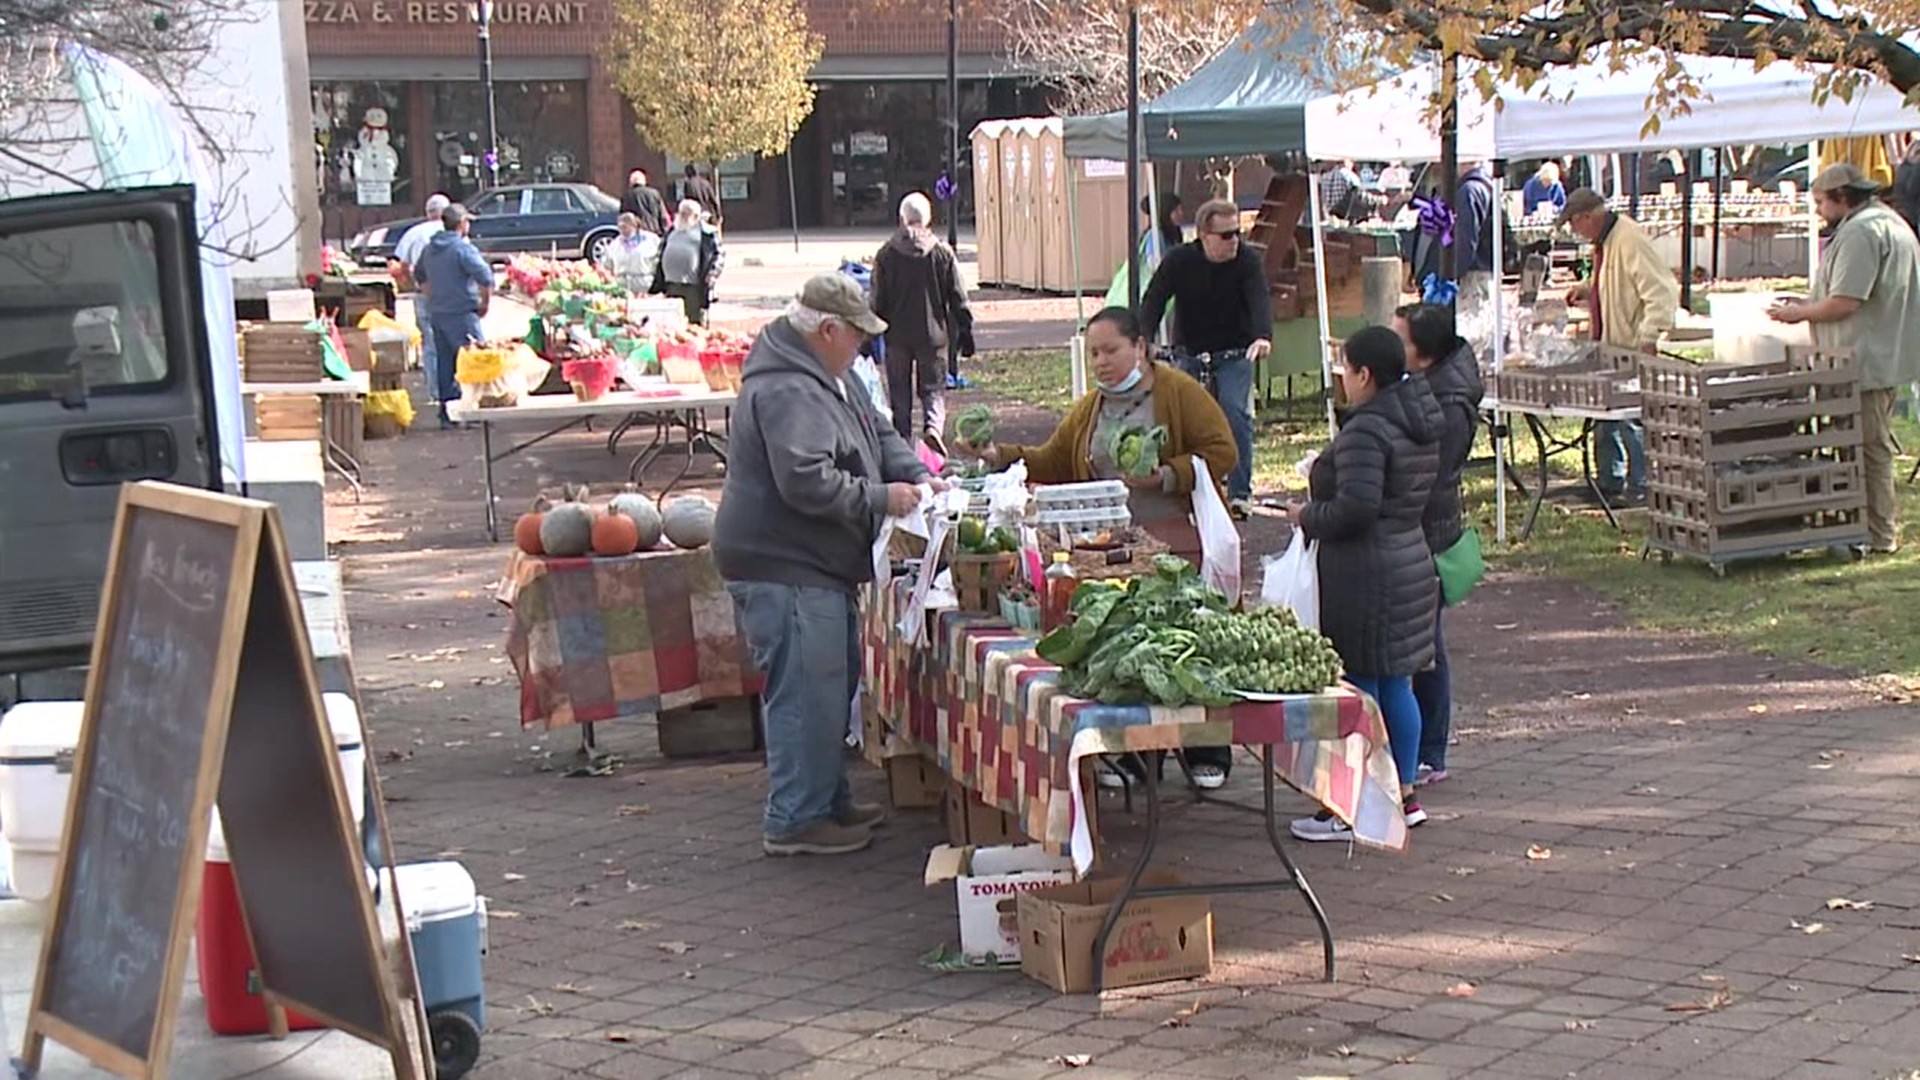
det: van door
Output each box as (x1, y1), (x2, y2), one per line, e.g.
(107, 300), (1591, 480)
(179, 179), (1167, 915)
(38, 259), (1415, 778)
(0, 185), (219, 676)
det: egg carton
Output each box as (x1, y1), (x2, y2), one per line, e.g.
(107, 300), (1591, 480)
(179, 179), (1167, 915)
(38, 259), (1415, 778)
(1032, 480), (1128, 513)
(1037, 504), (1132, 531)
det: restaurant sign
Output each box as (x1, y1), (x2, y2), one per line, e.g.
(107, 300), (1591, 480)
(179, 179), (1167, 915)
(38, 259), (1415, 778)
(306, 1), (588, 24)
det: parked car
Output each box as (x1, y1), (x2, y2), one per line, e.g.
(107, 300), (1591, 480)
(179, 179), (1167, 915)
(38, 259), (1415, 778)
(348, 183), (622, 267)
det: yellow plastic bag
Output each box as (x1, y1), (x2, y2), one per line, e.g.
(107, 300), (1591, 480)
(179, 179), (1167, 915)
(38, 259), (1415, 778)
(364, 388), (416, 430)
(357, 309), (421, 348)
(456, 345), (508, 385)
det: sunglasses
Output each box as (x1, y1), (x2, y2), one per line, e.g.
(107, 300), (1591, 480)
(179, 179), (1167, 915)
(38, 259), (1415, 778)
(1209, 228), (1242, 240)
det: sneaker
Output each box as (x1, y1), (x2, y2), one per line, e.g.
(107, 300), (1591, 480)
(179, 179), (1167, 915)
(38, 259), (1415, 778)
(1415, 764), (1449, 787)
(1228, 498), (1253, 521)
(1190, 763), (1228, 790)
(834, 801), (887, 830)
(1404, 800), (1429, 827)
(1290, 810), (1352, 843)
(947, 373), (972, 390)
(763, 821), (873, 856)
(1095, 763), (1130, 790)
(922, 430), (948, 458)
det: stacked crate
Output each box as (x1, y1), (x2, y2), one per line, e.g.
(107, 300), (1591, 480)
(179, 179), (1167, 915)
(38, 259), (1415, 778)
(1494, 343), (1641, 412)
(240, 324), (326, 442)
(1641, 346), (1867, 570)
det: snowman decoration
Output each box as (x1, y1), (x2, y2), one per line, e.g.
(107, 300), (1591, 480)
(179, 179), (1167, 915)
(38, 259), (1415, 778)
(353, 106), (399, 206)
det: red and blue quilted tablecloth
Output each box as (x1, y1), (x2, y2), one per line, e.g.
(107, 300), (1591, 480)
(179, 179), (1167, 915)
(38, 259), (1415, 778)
(865, 580), (1408, 872)
(497, 548), (761, 730)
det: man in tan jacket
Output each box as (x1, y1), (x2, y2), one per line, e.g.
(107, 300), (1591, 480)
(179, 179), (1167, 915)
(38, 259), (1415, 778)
(1561, 188), (1679, 503)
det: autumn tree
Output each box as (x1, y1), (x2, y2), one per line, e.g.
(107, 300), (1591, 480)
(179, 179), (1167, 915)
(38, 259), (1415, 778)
(604, 0), (823, 217)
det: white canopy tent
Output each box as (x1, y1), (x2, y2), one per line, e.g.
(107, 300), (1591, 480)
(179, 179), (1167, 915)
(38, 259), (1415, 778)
(1302, 55), (1920, 542)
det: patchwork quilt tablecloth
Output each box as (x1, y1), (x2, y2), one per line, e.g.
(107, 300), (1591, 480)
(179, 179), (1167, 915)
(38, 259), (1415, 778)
(498, 549), (761, 730)
(865, 579), (1408, 872)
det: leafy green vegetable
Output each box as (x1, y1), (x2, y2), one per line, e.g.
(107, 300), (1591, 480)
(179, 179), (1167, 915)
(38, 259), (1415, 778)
(1106, 424), (1169, 478)
(952, 405), (996, 448)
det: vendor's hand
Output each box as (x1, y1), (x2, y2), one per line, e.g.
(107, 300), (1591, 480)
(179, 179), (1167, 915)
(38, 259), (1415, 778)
(1285, 500), (1307, 525)
(884, 482), (922, 517)
(1769, 300), (1807, 324)
(1247, 338), (1272, 364)
(925, 476), (950, 494)
(1566, 283), (1590, 307)
(976, 444), (1002, 468)
(1122, 466), (1165, 490)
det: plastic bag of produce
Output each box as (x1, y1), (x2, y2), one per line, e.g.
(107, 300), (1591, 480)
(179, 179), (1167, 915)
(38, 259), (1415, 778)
(853, 354), (890, 422)
(1260, 530), (1320, 631)
(356, 308), (421, 348)
(363, 387), (416, 434)
(1190, 456), (1241, 601)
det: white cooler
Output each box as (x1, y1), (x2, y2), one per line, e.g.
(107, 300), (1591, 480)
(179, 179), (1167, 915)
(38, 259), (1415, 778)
(0, 693), (367, 903)
(0, 701), (86, 901)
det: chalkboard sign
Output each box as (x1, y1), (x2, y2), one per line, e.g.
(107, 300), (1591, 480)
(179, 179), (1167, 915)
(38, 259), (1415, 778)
(30, 487), (251, 1071)
(23, 482), (426, 1080)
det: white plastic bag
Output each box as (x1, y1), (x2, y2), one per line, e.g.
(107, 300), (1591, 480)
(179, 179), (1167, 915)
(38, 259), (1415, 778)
(853, 355), (890, 422)
(1261, 530), (1320, 631)
(1190, 455), (1241, 602)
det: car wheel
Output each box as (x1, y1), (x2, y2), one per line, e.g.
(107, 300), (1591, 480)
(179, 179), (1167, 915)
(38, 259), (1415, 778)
(584, 229), (617, 265)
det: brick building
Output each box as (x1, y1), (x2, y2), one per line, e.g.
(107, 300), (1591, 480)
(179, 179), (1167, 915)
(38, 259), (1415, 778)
(305, 0), (1049, 239)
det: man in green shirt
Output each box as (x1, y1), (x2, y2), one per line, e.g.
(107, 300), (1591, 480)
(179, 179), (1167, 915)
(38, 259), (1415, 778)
(1771, 163), (1920, 554)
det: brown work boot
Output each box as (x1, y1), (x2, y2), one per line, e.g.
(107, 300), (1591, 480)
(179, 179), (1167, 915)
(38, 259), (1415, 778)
(834, 801), (887, 830)
(762, 820), (873, 857)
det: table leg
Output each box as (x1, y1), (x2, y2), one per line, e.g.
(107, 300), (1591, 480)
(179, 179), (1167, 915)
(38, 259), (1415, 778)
(1577, 421), (1621, 529)
(627, 414), (672, 484)
(1092, 754), (1164, 996)
(1259, 744), (1335, 983)
(481, 421), (499, 542)
(607, 413), (640, 455)
(1520, 415), (1551, 541)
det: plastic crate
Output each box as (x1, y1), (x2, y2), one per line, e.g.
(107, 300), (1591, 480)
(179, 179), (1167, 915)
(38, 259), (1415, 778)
(1713, 454), (1864, 516)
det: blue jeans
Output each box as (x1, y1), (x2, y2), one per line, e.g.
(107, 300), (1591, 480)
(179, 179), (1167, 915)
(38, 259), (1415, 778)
(1348, 674), (1421, 795)
(414, 298), (439, 404)
(1176, 353), (1254, 500)
(727, 580), (859, 837)
(1595, 419), (1645, 494)
(1412, 606), (1450, 771)
(427, 310), (482, 405)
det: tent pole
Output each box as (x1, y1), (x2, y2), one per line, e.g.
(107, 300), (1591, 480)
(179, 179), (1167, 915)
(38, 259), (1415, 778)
(1069, 159), (1085, 327)
(1438, 54), (1459, 281)
(1124, 0), (1142, 314)
(1491, 166), (1508, 547)
(1307, 163), (1336, 434)
(1680, 150), (1696, 312)
(1711, 147), (1725, 282)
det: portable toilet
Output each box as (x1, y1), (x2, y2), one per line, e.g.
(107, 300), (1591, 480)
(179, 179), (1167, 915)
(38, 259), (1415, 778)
(970, 121), (1008, 287)
(999, 123), (1031, 290)
(1037, 119), (1069, 293)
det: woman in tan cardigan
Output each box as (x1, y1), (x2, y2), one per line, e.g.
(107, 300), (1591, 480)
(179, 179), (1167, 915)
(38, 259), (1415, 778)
(955, 305), (1240, 785)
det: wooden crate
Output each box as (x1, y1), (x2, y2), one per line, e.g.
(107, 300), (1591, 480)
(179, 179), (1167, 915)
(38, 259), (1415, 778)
(951, 553), (1018, 614)
(323, 396), (364, 464)
(242, 324), (326, 383)
(657, 696), (762, 758)
(254, 396), (321, 441)
(1493, 368), (1557, 410)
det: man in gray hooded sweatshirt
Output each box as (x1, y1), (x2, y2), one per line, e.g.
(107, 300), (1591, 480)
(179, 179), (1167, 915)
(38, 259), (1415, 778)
(712, 274), (942, 856)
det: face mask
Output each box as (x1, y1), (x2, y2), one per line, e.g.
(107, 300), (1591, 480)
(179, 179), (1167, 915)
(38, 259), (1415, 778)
(1097, 365), (1144, 395)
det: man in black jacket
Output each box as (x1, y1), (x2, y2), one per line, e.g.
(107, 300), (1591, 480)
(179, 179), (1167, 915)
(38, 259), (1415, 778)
(619, 168), (667, 235)
(870, 192), (973, 449)
(681, 164), (720, 221)
(1139, 197), (1271, 517)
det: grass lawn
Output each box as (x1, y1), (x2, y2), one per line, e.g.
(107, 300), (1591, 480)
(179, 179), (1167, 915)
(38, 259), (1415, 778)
(968, 348), (1920, 683)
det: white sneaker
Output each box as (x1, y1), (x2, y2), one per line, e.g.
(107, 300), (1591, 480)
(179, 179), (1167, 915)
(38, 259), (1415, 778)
(1190, 763), (1227, 790)
(1289, 812), (1352, 843)
(1095, 763), (1129, 790)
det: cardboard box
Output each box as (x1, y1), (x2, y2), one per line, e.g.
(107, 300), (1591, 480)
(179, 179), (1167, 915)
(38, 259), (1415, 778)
(1017, 876), (1213, 994)
(945, 781), (1028, 848)
(656, 697), (761, 758)
(884, 753), (943, 809)
(924, 844), (1077, 965)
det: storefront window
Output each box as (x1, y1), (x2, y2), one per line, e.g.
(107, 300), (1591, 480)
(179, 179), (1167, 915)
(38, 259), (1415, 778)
(313, 81), (412, 210)
(665, 153), (755, 204)
(430, 81), (590, 198)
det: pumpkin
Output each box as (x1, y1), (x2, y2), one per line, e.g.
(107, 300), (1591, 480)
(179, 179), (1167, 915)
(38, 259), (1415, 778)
(539, 502), (596, 557)
(661, 495), (717, 550)
(607, 492), (664, 550)
(591, 512), (640, 557)
(513, 512), (546, 555)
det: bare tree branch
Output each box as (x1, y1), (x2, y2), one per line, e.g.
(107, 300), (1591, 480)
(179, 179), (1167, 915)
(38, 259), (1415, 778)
(990, 0), (1266, 116)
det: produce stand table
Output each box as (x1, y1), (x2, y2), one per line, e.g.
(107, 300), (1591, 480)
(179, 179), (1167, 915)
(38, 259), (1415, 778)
(448, 383), (737, 540)
(1484, 395), (1641, 541)
(494, 548), (762, 748)
(865, 580), (1407, 989)
(241, 372), (372, 495)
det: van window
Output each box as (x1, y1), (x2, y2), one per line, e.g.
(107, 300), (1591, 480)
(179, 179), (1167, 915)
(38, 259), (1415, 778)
(0, 218), (169, 402)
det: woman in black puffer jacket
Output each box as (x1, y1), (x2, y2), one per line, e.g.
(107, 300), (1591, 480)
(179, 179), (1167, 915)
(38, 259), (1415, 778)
(1286, 326), (1442, 837)
(1397, 303), (1484, 787)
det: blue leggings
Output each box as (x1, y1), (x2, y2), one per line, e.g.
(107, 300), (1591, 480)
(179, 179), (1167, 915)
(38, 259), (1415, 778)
(1348, 675), (1421, 794)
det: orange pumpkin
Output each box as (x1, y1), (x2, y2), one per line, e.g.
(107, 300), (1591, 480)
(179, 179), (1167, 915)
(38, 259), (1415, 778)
(514, 512), (546, 555)
(590, 511), (640, 557)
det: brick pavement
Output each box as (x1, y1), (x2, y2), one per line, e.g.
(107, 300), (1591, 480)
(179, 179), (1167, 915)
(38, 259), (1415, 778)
(330, 394), (1920, 1080)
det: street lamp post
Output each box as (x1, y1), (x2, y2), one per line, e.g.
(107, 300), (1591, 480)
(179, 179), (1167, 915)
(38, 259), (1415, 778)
(946, 0), (959, 251)
(471, 0), (501, 190)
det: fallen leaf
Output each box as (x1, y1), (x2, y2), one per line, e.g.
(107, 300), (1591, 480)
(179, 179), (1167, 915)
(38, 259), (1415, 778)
(1818, 749), (1846, 761)
(456, 590), (476, 600)
(1666, 719), (1688, 727)
(442, 740), (470, 749)
(1699, 974), (1726, 983)
(1430, 893), (1455, 903)
(1161, 999), (1210, 1027)
(1665, 985), (1733, 1013)
(1747, 703), (1769, 715)
(605, 1032), (633, 1043)
(490, 910), (522, 920)
(553, 983), (593, 994)
(1333, 1044), (1356, 1058)
(1809, 762), (1836, 771)
(1052, 1054), (1092, 1067)
(1494, 622), (1519, 631)
(656, 941), (695, 955)
(522, 996), (555, 1017)
(1788, 919), (1827, 935)
(502, 872), (526, 883)
(617, 920), (656, 931)
(1563, 1019), (1596, 1031)
(1447, 866), (1477, 877)
(616, 804), (652, 817)
(1445, 983), (1476, 998)
(1901, 954), (1920, 964)
(1525, 845), (1553, 861)
(1826, 897), (1874, 911)
(424, 679), (445, 691)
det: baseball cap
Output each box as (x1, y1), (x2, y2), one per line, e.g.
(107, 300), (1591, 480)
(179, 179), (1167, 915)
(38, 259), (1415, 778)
(798, 273), (888, 336)
(1812, 162), (1882, 195)
(1556, 187), (1608, 226)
